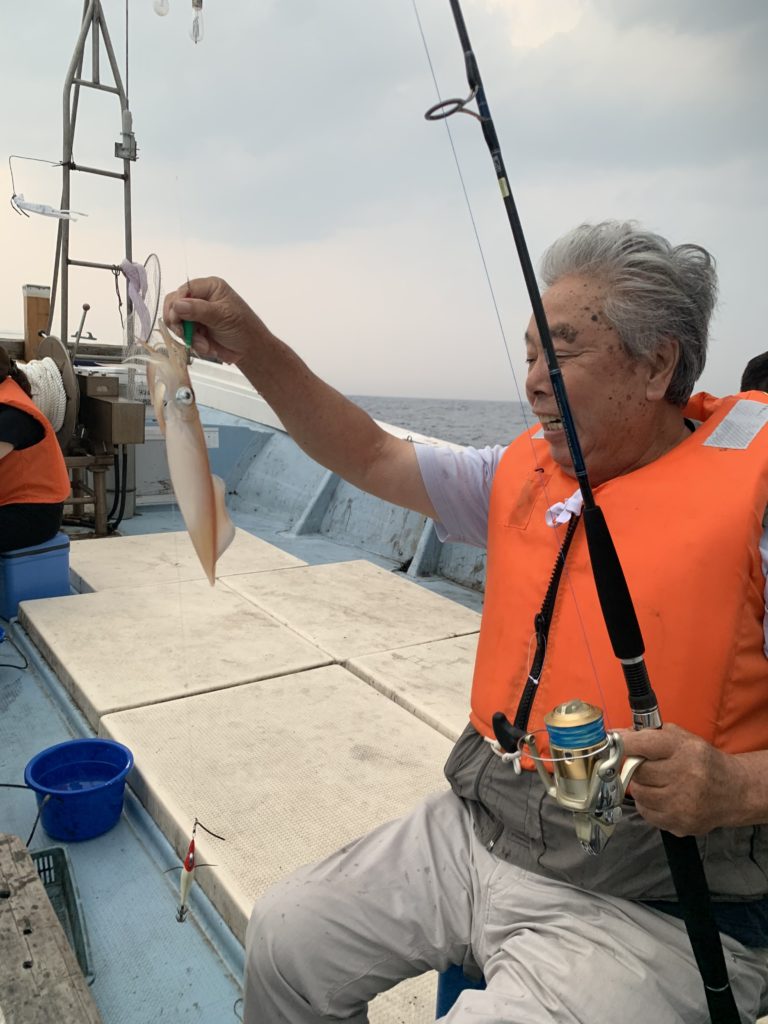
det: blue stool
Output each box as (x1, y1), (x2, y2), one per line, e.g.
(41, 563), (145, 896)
(0, 532), (71, 619)
(436, 964), (486, 1017)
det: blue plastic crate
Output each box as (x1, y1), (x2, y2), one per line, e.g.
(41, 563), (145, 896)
(0, 531), (70, 619)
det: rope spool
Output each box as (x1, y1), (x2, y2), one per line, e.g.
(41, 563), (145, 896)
(21, 357), (68, 432)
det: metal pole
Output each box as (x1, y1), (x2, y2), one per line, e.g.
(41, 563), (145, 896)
(51, 0), (135, 346)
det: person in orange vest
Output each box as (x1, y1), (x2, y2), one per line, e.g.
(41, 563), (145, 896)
(0, 345), (71, 553)
(165, 222), (768, 1024)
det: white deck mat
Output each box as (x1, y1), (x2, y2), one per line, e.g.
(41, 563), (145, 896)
(348, 633), (479, 742)
(101, 665), (451, 1023)
(19, 579), (331, 729)
(69, 527), (305, 592)
(222, 559), (481, 659)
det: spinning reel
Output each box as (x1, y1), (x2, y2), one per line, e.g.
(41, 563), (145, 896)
(520, 699), (643, 855)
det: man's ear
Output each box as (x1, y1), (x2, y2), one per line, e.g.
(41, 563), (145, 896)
(646, 337), (680, 401)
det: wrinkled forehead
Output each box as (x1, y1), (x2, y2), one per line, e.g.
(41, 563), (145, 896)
(524, 275), (611, 347)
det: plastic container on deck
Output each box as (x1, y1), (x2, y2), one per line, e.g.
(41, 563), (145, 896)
(0, 532), (70, 619)
(24, 738), (134, 841)
(32, 845), (95, 982)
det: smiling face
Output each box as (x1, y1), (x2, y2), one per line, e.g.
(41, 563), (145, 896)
(525, 275), (686, 487)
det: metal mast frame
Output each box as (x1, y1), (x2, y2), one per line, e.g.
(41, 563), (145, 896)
(47, 0), (137, 345)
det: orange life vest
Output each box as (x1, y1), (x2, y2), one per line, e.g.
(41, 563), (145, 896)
(0, 377), (71, 506)
(471, 392), (768, 759)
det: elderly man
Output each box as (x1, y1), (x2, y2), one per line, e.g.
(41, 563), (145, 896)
(165, 221), (768, 1023)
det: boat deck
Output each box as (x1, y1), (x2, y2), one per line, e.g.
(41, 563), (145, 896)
(0, 515), (481, 1023)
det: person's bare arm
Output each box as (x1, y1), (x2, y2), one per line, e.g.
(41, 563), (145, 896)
(240, 340), (434, 513)
(164, 277), (437, 518)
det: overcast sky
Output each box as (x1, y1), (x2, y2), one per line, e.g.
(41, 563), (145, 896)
(1, 0), (765, 400)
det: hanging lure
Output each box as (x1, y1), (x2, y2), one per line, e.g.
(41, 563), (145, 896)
(190, 0), (204, 44)
(176, 817), (225, 923)
(152, 0), (204, 43)
(8, 155), (86, 220)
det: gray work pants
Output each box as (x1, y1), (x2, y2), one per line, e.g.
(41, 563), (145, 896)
(243, 790), (768, 1023)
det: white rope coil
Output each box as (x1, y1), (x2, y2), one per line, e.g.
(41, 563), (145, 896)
(21, 357), (67, 431)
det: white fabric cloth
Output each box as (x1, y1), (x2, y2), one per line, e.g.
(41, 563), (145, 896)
(544, 486), (583, 526)
(120, 259), (151, 342)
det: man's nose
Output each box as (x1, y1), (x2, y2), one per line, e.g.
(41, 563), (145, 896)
(526, 353), (551, 396)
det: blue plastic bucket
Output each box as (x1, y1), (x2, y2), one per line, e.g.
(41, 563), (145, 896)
(24, 738), (134, 841)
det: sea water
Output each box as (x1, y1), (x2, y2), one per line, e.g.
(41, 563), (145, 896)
(348, 395), (533, 448)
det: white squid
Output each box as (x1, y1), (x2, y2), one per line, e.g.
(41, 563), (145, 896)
(143, 320), (235, 583)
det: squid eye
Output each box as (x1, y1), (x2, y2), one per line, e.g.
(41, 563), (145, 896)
(175, 386), (195, 406)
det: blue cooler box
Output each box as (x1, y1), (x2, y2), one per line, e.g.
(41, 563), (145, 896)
(0, 532), (71, 619)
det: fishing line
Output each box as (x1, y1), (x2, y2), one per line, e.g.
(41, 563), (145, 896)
(174, 175), (193, 288)
(151, 218), (207, 864)
(413, 4), (740, 1019)
(410, 2), (519, 399)
(119, 250), (214, 918)
(162, 324), (208, 911)
(173, 174), (197, 359)
(131, 28), (223, 905)
(152, 260), (226, 919)
(409, 0), (611, 721)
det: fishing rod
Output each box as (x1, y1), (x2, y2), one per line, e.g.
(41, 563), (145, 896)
(426, 2), (740, 1021)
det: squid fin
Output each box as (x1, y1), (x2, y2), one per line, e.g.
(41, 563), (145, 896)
(212, 474), (236, 559)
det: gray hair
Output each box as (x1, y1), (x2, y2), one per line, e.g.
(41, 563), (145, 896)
(540, 221), (717, 405)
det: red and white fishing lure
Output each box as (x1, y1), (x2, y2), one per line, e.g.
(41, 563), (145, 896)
(176, 817), (225, 923)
